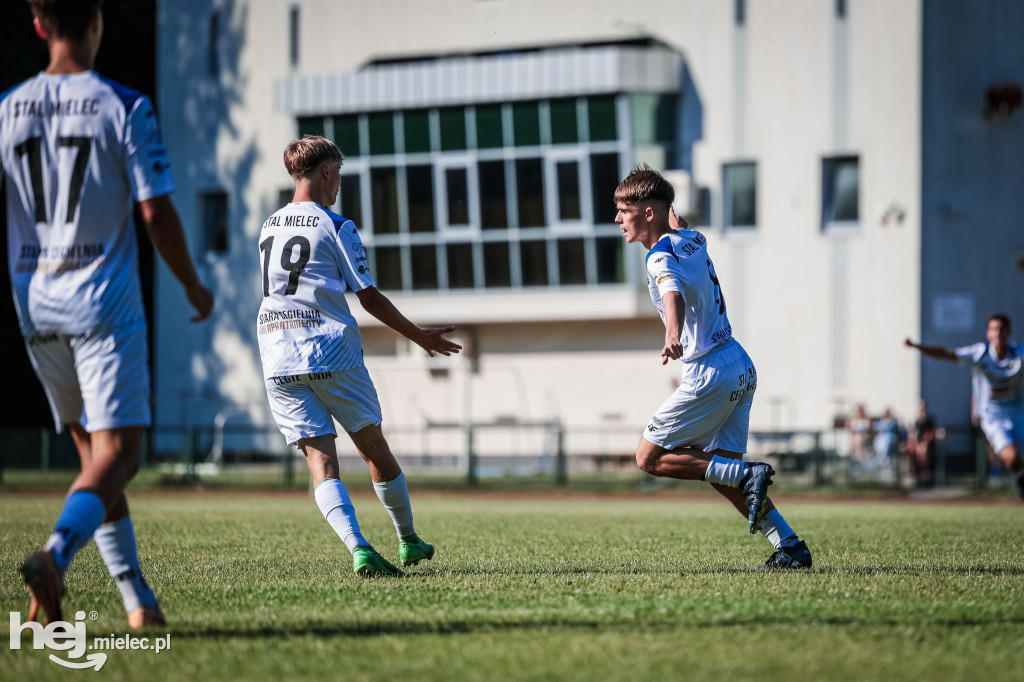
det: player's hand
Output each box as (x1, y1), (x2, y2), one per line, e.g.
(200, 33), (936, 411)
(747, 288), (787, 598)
(416, 325), (462, 357)
(904, 337), (917, 349)
(661, 335), (683, 365)
(669, 206), (688, 230)
(187, 283), (215, 322)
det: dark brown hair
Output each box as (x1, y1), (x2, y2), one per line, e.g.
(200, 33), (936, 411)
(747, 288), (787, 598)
(613, 163), (674, 208)
(989, 313), (1012, 332)
(28, 0), (103, 40)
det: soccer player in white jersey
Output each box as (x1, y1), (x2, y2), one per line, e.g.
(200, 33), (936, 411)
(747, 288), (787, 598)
(3, 0), (214, 626)
(259, 136), (461, 576)
(615, 166), (811, 569)
(906, 313), (1024, 498)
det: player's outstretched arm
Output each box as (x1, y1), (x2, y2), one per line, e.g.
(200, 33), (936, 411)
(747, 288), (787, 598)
(661, 291), (685, 365)
(904, 338), (956, 362)
(355, 287), (462, 357)
(138, 196), (214, 322)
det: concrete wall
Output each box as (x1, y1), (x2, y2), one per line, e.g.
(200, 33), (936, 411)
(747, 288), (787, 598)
(919, 0), (1024, 436)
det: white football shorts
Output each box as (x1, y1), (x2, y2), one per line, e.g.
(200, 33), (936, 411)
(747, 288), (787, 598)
(264, 366), (382, 445)
(979, 404), (1024, 454)
(24, 322), (151, 433)
(643, 341), (756, 454)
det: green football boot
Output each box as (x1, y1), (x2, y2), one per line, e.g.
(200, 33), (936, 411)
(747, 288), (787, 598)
(352, 546), (405, 577)
(399, 534), (435, 567)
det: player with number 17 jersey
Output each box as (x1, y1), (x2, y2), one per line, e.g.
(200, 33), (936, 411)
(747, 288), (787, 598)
(256, 201), (374, 379)
(0, 71), (174, 335)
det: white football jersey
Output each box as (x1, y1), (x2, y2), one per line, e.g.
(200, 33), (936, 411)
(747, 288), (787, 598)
(257, 202), (375, 379)
(646, 230), (735, 362)
(0, 71), (175, 335)
(956, 342), (1024, 408)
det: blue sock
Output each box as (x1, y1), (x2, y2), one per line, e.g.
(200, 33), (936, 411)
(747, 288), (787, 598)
(44, 490), (106, 574)
(314, 478), (368, 552)
(94, 517), (159, 612)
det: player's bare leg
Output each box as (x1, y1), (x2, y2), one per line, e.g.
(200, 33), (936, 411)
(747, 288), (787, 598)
(348, 424), (433, 566)
(634, 439), (773, 532)
(70, 423), (163, 627)
(997, 444), (1024, 499)
(299, 434), (402, 576)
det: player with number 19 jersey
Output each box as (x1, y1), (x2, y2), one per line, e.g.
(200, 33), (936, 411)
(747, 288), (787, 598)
(0, 71), (174, 336)
(256, 201), (374, 379)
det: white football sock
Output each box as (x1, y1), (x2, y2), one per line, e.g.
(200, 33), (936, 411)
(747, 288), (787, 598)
(759, 508), (799, 549)
(372, 471), (416, 539)
(314, 478), (367, 552)
(94, 516), (159, 612)
(703, 455), (748, 488)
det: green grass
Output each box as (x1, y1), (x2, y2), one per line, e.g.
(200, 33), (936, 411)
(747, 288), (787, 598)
(3, 493), (1023, 681)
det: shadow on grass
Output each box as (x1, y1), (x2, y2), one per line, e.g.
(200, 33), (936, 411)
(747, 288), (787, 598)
(161, 614), (1024, 640)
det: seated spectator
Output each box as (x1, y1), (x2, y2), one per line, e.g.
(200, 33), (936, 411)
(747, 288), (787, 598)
(904, 400), (937, 487)
(847, 403), (873, 465)
(872, 407), (902, 468)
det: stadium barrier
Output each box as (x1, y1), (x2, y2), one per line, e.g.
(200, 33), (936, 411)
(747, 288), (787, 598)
(0, 421), (1006, 491)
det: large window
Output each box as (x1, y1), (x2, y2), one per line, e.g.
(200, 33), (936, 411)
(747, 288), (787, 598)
(822, 156), (859, 229)
(300, 94), (667, 292)
(723, 161), (757, 230)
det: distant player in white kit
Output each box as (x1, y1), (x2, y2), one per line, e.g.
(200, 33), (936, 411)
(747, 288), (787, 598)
(259, 136), (461, 576)
(4, 0), (214, 625)
(906, 313), (1024, 499)
(615, 165), (811, 568)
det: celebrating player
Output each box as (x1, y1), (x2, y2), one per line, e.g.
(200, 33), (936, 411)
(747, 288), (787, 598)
(615, 165), (811, 569)
(906, 313), (1024, 499)
(258, 136), (460, 576)
(4, 0), (214, 625)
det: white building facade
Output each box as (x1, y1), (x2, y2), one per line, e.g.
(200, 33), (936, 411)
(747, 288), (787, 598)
(153, 0), (1023, 461)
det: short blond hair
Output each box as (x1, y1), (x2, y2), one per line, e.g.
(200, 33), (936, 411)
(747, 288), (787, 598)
(283, 135), (343, 179)
(613, 163), (674, 208)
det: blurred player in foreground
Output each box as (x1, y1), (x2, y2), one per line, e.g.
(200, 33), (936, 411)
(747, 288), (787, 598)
(906, 313), (1024, 499)
(258, 136), (460, 576)
(4, 0), (214, 625)
(615, 165), (811, 569)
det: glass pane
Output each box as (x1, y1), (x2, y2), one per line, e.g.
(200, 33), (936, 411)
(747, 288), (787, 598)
(725, 163), (756, 227)
(515, 158), (545, 227)
(631, 94), (678, 145)
(549, 98), (578, 144)
(446, 243), (475, 289)
(368, 113), (395, 156)
(475, 104), (504, 149)
(411, 245), (438, 290)
(520, 240), (548, 287)
(406, 165), (435, 233)
(403, 110), (431, 154)
(331, 115), (360, 157)
(590, 153), (620, 224)
(202, 192), (228, 253)
(371, 167), (399, 234)
(483, 242), (511, 288)
(446, 168), (470, 226)
(340, 174), (362, 227)
(596, 237), (624, 284)
(440, 107), (467, 151)
(557, 238), (586, 285)
(556, 161), (581, 221)
(833, 161), (859, 222)
(278, 188), (293, 208)
(587, 96), (618, 142)
(298, 116), (324, 138)
(478, 160), (508, 229)
(372, 246), (402, 290)
(513, 101), (541, 146)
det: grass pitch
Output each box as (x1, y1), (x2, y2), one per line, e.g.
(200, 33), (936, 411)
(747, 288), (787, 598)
(2, 491), (1023, 681)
